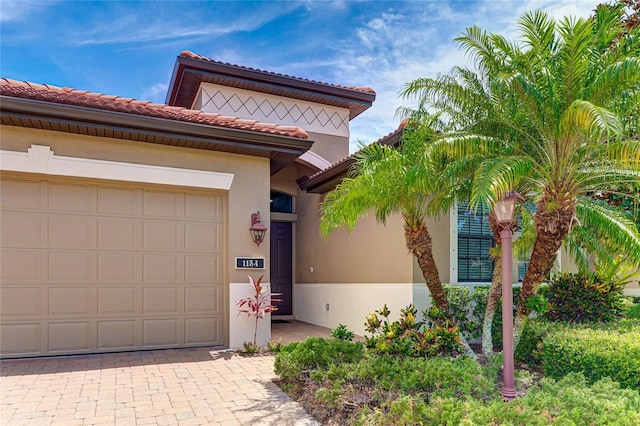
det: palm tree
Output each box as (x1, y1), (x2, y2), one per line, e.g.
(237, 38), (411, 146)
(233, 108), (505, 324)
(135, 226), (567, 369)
(320, 124), (481, 358)
(320, 125), (450, 310)
(401, 5), (640, 343)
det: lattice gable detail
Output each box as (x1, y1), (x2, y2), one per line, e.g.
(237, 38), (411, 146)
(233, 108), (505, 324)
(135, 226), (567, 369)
(197, 84), (350, 137)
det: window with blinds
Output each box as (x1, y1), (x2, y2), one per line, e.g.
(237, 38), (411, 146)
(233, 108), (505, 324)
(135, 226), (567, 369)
(457, 201), (530, 283)
(458, 202), (494, 282)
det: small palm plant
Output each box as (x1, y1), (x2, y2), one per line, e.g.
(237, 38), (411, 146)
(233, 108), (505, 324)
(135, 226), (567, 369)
(236, 274), (281, 350)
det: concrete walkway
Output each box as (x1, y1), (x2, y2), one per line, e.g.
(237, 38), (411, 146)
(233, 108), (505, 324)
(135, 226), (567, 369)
(1, 346), (321, 426)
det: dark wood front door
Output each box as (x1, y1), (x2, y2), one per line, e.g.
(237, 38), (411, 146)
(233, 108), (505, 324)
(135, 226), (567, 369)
(270, 222), (292, 316)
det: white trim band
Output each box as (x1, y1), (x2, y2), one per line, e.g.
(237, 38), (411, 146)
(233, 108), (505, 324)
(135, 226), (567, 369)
(0, 145), (235, 190)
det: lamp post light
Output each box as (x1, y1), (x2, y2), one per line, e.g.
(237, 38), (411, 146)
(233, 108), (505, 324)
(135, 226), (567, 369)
(493, 190), (524, 401)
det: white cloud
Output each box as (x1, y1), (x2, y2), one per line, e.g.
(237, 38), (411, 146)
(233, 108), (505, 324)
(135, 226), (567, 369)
(0, 0), (57, 22)
(335, 0), (598, 152)
(74, 2), (303, 46)
(141, 83), (169, 104)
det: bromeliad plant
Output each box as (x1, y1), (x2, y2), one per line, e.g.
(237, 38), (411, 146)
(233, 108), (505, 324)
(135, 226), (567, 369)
(236, 274), (281, 349)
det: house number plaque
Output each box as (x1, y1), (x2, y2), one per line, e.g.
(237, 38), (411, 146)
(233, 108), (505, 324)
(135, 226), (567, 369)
(235, 257), (265, 269)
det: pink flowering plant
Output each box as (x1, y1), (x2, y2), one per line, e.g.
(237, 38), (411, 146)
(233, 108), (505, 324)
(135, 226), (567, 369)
(236, 274), (281, 348)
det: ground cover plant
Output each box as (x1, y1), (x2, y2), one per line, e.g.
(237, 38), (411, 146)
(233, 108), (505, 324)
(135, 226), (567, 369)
(274, 327), (640, 424)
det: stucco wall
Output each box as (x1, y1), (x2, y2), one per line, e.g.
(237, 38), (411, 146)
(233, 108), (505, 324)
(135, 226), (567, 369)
(295, 188), (413, 285)
(305, 131), (349, 165)
(270, 163), (301, 201)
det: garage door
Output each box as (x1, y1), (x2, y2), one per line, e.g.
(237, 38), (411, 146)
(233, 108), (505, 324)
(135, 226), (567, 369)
(0, 174), (226, 358)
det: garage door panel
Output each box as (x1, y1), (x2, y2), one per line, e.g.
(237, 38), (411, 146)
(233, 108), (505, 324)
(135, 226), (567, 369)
(98, 253), (139, 281)
(1, 287), (41, 318)
(48, 287), (94, 316)
(185, 193), (223, 221)
(97, 218), (139, 249)
(1, 250), (41, 281)
(143, 287), (179, 314)
(143, 254), (179, 281)
(185, 223), (221, 252)
(97, 186), (138, 215)
(0, 179), (41, 210)
(97, 320), (136, 349)
(1, 175), (227, 358)
(48, 321), (92, 352)
(143, 319), (178, 346)
(97, 287), (136, 315)
(185, 286), (223, 314)
(185, 255), (222, 282)
(143, 190), (179, 218)
(1, 213), (41, 246)
(185, 317), (222, 344)
(48, 216), (95, 248)
(0, 323), (41, 355)
(48, 182), (92, 213)
(49, 251), (95, 281)
(143, 221), (180, 250)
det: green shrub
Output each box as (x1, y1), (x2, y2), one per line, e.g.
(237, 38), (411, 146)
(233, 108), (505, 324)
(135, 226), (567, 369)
(350, 354), (498, 399)
(622, 297), (640, 319)
(364, 304), (462, 358)
(540, 325), (640, 390)
(544, 272), (624, 323)
(354, 374), (640, 425)
(627, 303), (640, 319)
(331, 323), (355, 341)
(514, 319), (557, 365)
(273, 337), (364, 380)
(443, 284), (482, 340)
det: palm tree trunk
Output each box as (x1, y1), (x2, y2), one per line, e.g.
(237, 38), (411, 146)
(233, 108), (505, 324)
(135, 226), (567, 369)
(404, 220), (476, 359)
(513, 195), (576, 347)
(404, 222), (449, 311)
(482, 254), (502, 355)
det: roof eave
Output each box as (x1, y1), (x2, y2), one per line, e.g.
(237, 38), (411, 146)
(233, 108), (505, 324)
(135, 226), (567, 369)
(1, 96), (313, 175)
(166, 55), (376, 119)
(298, 126), (405, 194)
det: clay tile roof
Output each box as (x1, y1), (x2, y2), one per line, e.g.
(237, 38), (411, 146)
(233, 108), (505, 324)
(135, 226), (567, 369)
(0, 77), (308, 139)
(179, 50), (376, 95)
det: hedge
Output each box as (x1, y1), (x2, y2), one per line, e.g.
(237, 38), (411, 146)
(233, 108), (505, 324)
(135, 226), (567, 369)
(539, 324), (640, 390)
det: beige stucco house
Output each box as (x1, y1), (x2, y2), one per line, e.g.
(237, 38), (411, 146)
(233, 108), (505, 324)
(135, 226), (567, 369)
(1, 51), (638, 358)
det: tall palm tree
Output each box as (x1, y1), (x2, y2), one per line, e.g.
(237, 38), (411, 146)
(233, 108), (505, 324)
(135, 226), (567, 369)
(320, 125), (450, 310)
(401, 5), (640, 342)
(320, 124), (479, 358)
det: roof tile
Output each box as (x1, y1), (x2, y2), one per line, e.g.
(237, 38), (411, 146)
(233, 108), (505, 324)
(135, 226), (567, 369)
(0, 78), (308, 139)
(180, 50), (376, 96)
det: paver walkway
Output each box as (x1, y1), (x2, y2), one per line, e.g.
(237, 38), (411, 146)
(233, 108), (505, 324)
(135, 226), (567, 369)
(0, 347), (320, 426)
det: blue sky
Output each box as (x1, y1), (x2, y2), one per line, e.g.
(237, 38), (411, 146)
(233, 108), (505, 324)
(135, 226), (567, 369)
(1, 0), (594, 151)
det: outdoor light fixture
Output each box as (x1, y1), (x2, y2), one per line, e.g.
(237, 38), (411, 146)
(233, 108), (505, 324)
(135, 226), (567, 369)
(493, 190), (524, 402)
(494, 190), (522, 225)
(249, 211), (267, 247)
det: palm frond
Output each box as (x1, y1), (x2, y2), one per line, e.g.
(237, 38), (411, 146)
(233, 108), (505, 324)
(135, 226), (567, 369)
(470, 157), (533, 211)
(558, 99), (623, 140)
(576, 197), (640, 265)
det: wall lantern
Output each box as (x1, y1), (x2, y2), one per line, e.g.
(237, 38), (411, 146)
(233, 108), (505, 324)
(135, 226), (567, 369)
(493, 190), (525, 402)
(249, 211), (267, 247)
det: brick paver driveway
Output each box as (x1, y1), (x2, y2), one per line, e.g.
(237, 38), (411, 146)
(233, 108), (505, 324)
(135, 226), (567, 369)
(0, 348), (319, 426)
